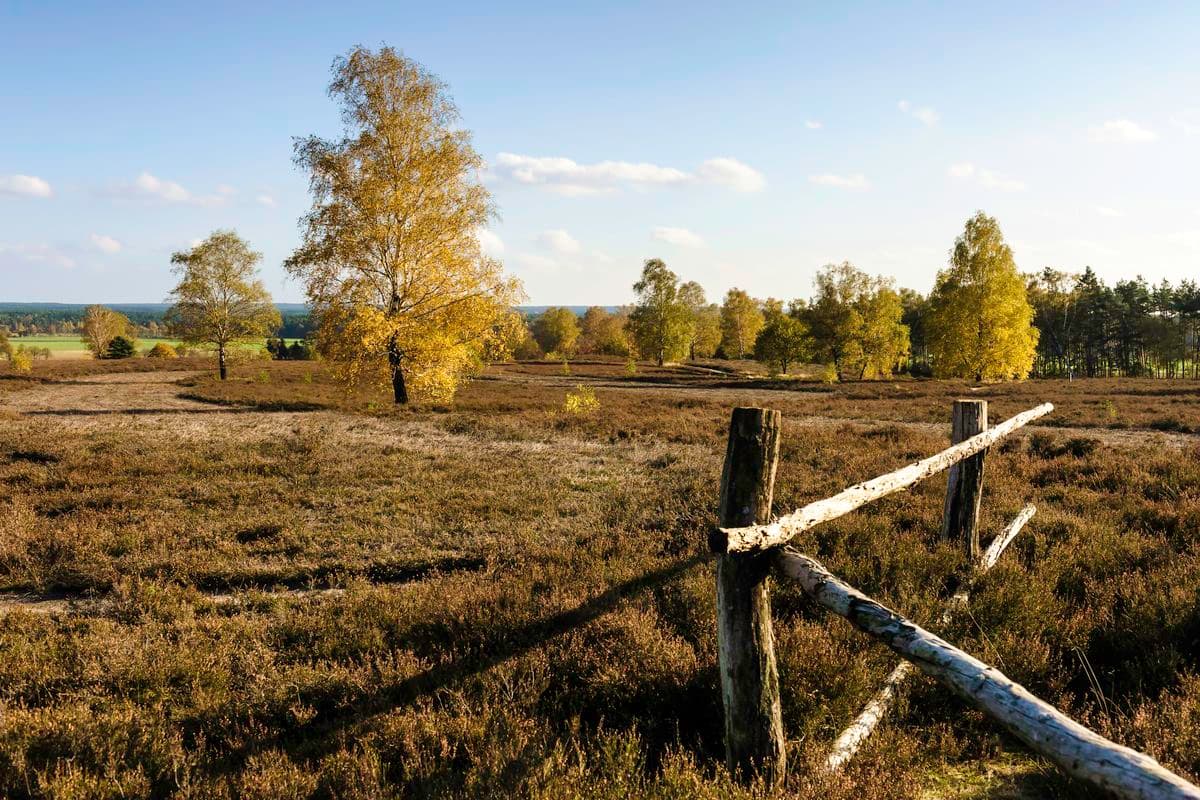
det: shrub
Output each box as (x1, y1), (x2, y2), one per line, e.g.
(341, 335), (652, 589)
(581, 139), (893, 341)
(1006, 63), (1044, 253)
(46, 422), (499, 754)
(625, 359), (638, 376)
(821, 363), (839, 384)
(146, 342), (178, 359)
(563, 385), (599, 415)
(106, 336), (137, 359)
(10, 349), (32, 373)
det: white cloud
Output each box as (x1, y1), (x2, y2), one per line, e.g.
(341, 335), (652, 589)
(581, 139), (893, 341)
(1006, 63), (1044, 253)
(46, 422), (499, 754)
(0, 242), (75, 269)
(89, 234), (122, 254)
(475, 228), (505, 257)
(126, 172), (226, 205)
(591, 250), (615, 264)
(947, 163), (1025, 191)
(977, 169), (1026, 191)
(516, 252), (560, 271)
(0, 174), (52, 198)
(134, 172), (191, 202)
(256, 194), (277, 207)
(809, 173), (869, 190)
(652, 226), (705, 248)
(695, 157), (766, 192)
(537, 229), (582, 255)
(805, 120), (823, 129)
(216, 184), (237, 196)
(1095, 206), (1124, 218)
(898, 99), (939, 126)
(492, 153), (763, 195)
(1089, 119), (1158, 143)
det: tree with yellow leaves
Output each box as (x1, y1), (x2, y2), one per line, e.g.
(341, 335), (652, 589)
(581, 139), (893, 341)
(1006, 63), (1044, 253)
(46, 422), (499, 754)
(80, 305), (134, 359)
(719, 288), (765, 359)
(285, 46), (523, 404)
(926, 212), (1038, 381)
(167, 230), (281, 380)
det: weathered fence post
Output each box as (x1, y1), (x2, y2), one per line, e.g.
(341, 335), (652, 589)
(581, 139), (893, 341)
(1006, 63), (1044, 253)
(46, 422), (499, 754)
(941, 399), (988, 560)
(716, 407), (786, 784)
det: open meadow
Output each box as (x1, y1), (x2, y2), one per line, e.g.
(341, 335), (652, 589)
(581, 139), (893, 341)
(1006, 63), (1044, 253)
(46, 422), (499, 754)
(8, 336), (296, 360)
(0, 357), (1198, 798)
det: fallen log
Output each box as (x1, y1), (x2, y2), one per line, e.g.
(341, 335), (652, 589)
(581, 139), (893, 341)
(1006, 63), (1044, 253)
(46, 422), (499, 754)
(711, 403), (1054, 554)
(825, 504), (1036, 772)
(777, 547), (1200, 800)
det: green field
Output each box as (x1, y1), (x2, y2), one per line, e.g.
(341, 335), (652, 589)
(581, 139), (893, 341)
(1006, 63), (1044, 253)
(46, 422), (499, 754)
(10, 336), (297, 359)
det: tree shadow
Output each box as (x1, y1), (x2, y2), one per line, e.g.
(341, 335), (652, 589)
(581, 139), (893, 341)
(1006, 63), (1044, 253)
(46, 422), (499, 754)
(214, 552), (711, 774)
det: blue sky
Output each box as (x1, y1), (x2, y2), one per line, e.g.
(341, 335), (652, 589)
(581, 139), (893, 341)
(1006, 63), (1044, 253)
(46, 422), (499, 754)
(2, 1), (1198, 304)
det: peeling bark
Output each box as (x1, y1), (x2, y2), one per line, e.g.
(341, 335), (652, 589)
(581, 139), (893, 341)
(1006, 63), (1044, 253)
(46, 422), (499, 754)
(778, 546), (1200, 800)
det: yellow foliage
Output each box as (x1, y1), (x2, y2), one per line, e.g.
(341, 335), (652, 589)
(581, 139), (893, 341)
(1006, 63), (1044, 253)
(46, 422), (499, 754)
(286, 46), (523, 404)
(927, 212), (1039, 381)
(146, 342), (178, 359)
(563, 385), (600, 415)
(11, 349), (33, 373)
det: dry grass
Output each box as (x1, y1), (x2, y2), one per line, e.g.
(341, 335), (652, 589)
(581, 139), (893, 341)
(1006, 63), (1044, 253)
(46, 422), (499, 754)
(0, 357), (1197, 798)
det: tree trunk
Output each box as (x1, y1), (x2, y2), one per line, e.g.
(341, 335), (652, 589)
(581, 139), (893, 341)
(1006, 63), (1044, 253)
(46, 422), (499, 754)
(218, 344), (227, 380)
(388, 340), (409, 404)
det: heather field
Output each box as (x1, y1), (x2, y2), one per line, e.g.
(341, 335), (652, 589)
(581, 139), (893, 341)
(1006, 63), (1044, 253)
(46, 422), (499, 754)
(1, 357), (1199, 799)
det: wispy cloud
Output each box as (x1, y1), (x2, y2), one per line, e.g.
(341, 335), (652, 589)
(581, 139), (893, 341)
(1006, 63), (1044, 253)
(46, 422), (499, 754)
(694, 158), (766, 192)
(492, 153), (764, 195)
(947, 163), (1025, 191)
(256, 194), (277, 207)
(805, 120), (823, 130)
(809, 173), (869, 190)
(898, 99), (939, 127)
(123, 172), (227, 205)
(89, 234), (122, 254)
(1089, 119), (1158, 143)
(0, 242), (76, 269)
(1095, 206), (1124, 218)
(515, 252), (561, 271)
(537, 229), (582, 255)
(652, 226), (705, 248)
(0, 174), (52, 198)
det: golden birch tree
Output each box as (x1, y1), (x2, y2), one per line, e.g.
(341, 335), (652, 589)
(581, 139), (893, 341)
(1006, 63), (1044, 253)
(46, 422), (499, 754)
(719, 288), (765, 359)
(926, 212), (1038, 381)
(285, 45), (522, 404)
(80, 305), (134, 359)
(166, 230), (280, 380)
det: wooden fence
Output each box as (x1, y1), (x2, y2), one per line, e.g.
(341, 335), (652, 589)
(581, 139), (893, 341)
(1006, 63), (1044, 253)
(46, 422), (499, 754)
(710, 400), (1200, 799)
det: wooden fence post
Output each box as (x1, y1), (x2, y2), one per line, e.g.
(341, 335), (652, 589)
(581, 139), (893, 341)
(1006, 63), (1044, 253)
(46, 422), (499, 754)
(716, 407), (786, 784)
(941, 399), (988, 560)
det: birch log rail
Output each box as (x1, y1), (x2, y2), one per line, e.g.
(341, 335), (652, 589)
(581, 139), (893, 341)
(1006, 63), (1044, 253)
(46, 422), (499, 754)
(711, 403), (1054, 554)
(825, 504), (1037, 772)
(777, 548), (1200, 800)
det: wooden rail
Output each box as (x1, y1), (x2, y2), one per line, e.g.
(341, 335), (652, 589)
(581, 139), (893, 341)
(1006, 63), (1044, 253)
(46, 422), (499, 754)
(710, 401), (1197, 797)
(777, 548), (1200, 800)
(825, 503), (1036, 771)
(710, 402), (1053, 554)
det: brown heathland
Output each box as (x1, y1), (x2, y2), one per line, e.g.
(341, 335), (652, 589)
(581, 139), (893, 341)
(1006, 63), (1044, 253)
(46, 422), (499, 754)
(0, 357), (1197, 798)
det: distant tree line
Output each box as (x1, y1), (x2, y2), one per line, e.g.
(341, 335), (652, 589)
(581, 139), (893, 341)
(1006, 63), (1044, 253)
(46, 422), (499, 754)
(1024, 267), (1200, 378)
(0, 307), (314, 341)
(513, 212), (1048, 382)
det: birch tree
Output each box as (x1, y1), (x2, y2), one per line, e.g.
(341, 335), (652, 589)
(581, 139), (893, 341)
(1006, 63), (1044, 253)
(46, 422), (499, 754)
(285, 45), (523, 403)
(926, 212), (1038, 381)
(166, 230), (280, 380)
